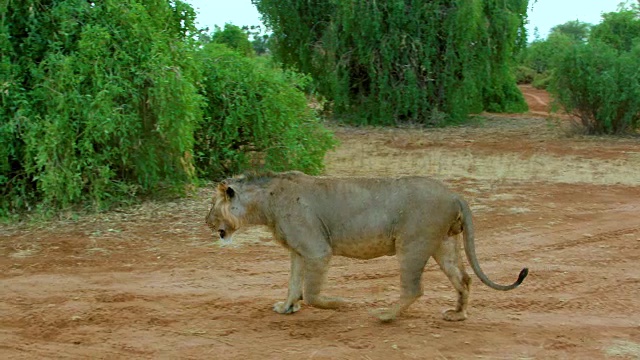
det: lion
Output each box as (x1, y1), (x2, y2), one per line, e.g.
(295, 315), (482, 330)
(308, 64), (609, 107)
(205, 171), (528, 322)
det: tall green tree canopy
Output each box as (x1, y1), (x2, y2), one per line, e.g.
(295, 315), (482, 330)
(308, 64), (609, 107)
(253, 0), (529, 125)
(590, 3), (640, 52)
(210, 24), (255, 56)
(517, 20), (589, 79)
(549, 20), (592, 43)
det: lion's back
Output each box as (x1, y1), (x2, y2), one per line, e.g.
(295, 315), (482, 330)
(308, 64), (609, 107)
(269, 175), (458, 256)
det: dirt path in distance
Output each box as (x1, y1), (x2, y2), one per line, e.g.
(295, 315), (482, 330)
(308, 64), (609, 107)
(520, 84), (551, 115)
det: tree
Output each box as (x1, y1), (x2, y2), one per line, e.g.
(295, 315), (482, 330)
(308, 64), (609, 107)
(211, 24), (254, 56)
(253, 0), (528, 125)
(515, 20), (588, 89)
(519, 32), (575, 72)
(251, 34), (271, 55)
(590, 3), (640, 52)
(549, 20), (592, 43)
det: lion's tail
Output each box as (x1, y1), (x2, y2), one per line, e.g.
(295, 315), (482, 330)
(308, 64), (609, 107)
(457, 197), (528, 291)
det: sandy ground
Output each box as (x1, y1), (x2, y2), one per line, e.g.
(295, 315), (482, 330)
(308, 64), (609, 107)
(2, 87), (640, 359)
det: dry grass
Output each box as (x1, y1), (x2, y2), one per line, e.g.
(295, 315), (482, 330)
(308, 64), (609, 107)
(325, 125), (640, 186)
(605, 340), (640, 358)
(327, 144), (640, 185)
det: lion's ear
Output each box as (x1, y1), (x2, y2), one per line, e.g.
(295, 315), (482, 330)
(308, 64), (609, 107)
(216, 181), (229, 197)
(217, 181), (235, 199)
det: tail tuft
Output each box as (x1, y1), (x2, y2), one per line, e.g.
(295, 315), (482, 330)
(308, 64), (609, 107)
(516, 268), (529, 286)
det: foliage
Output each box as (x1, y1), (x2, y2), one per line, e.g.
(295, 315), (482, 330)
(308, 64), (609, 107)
(211, 24), (254, 56)
(549, 20), (592, 43)
(590, 3), (640, 52)
(516, 28), (584, 89)
(194, 44), (336, 178)
(514, 65), (536, 84)
(1, 0), (202, 216)
(253, 0), (528, 125)
(241, 25), (271, 55)
(548, 3), (640, 134)
(252, 34), (271, 55)
(550, 42), (640, 134)
(531, 71), (553, 90)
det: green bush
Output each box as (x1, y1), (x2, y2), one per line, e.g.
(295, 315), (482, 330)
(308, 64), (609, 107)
(515, 23), (590, 90)
(532, 71), (553, 90)
(550, 4), (640, 134)
(211, 24), (254, 57)
(1, 1), (339, 217)
(550, 42), (640, 134)
(518, 33), (576, 74)
(194, 44), (336, 178)
(590, 5), (640, 52)
(515, 65), (536, 84)
(1, 0), (202, 215)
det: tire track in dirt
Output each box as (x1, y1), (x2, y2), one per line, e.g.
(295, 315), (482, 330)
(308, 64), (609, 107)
(520, 85), (550, 115)
(477, 224), (640, 316)
(509, 226), (639, 260)
(0, 342), (139, 360)
(524, 92), (548, 107)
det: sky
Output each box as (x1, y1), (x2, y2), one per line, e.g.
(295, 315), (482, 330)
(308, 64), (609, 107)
(185, 0), (625, 42)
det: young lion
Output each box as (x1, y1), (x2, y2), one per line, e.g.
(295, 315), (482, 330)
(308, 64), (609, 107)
(205, 171), (528, 322)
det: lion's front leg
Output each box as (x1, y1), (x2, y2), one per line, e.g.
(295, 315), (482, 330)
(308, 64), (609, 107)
(302, 255), (345, 309)
(273, 250), (304, 314)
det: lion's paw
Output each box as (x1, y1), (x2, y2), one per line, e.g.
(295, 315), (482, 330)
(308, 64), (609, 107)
(369, 308), (396, 323)
(273, 301), (301, 314)
(442, 309), (467, 321)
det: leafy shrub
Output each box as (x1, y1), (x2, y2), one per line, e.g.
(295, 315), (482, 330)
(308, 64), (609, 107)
(532, 71), (553, 90)
(211, 24), (254, 56)
(515, 66), (536, 84)
(0, 1), (337, 218)
(550, 42), (640, 134)
(549, 4), (640, 134)
(194, 44), (336, 179)
(549, 20), (592, 43)
(516, 22), (591, 90)
(518, 33), (576, 75)
(1, 0), (202, 215)
(590, 5), (640, 52)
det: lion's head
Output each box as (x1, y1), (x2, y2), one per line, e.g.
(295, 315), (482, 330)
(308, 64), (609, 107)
(205, 180), (244, 242)
(205, 174), (275, 242)
(205, 171), (306, 241)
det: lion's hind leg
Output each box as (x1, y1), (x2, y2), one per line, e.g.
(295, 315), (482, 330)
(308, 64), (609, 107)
(434, 236), (471, 321)
(371, 240), (432, 322)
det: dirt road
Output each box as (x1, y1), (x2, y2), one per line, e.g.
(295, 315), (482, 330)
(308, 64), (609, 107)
(2, 87), (640, 359)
